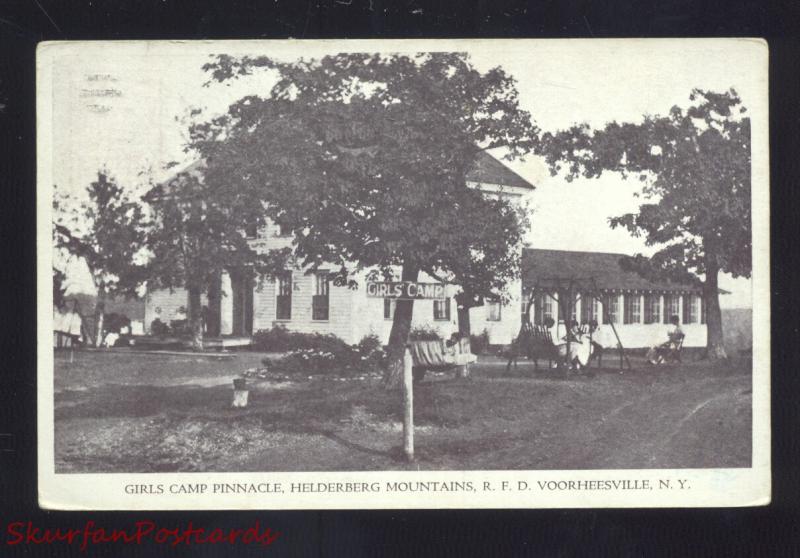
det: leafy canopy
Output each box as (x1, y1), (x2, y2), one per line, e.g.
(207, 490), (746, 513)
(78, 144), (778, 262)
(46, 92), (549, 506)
(541, 89), (751, 281)
(144, 164), (291, 292)
(53, 172), (147, 297)
(196, 52), (539, 299)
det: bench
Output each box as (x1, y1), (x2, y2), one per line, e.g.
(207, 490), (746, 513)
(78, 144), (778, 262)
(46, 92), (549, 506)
(507, 324), (560, 371)
(409, 338), (477, 382)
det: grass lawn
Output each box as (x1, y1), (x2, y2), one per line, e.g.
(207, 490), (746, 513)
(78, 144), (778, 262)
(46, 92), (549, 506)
(53, 350), (752, 473)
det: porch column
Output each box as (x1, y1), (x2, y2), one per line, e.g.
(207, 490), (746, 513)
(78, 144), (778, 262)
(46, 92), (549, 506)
(206, 272), (222, 337)
(220, 271), (233, 335)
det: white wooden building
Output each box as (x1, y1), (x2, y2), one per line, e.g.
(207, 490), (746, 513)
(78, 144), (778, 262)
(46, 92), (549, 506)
(143, 152), (534, 345)
(520, 249), (709, 349)
(144, 153), (710, 350)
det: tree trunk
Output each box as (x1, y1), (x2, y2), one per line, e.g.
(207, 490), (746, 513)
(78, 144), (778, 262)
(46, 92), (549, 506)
(93, 286), (106, 348)
(703, 257), (727, 359)
(187, 284), (204, 351)
(383, 263), (419, 389)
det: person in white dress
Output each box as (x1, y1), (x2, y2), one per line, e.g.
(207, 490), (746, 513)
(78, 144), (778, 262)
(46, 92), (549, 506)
(558, 319), (592, 369)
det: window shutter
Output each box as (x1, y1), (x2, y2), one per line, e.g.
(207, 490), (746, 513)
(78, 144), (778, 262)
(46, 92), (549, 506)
(663, 295), (672, 324)
(623, 295), (631, 324)
(312, 295), (329, 321)
(682, 295), (691, 324)
(312, 273), (329, 321)
(276, 272), (292, 320)
(701, 297), (707, 324)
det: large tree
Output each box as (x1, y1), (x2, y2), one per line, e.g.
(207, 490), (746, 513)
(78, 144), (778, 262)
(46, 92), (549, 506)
(198, 52), (538, 384)
(53, 174), (147, 347)
(144, 163), (290, 350)
(542, 89), (751, 358)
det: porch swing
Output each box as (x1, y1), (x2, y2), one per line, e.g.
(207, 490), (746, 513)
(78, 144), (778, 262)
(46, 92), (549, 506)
(506, 276), (632, 372)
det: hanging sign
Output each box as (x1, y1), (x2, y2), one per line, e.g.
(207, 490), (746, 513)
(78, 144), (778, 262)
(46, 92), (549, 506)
(366, 282), (447, 300)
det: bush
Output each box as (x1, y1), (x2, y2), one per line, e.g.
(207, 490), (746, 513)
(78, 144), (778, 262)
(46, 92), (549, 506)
(261, 333), (387, 376)
(470, 329), (491, 355)
(252, 325), (352, 354)
(150, 318), (170, 336)
(104, 313), (131, 334)
(408, 325), (442, 341)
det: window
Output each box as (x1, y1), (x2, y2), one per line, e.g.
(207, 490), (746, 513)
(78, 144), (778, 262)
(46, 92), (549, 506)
(623, 294), (642, 324)
(312, 273), (330, 321)
(534, 294), (554, 326)
(433, 298), (450, 321)
(683, 294), (699, 324)
(244, 223), (258, 239)
(383, 298), (396, 320)
(644, 294), (661, 324)
(664, 295), (681, 324)
(594, 297), (604, 324)
(580, 293), (596, 324)
(276, 272), (292, 320)
(607, 295), (620, 324)
(486, 299), (502, 322)
(700, 297), (707, 324)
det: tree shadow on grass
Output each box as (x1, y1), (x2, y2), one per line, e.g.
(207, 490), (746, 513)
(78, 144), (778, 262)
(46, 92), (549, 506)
(55, 383), (236, 420)
(317, 429), (397, 459)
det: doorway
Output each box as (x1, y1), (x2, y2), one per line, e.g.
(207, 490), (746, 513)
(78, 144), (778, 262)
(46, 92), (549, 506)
(230, 269), (254, 336)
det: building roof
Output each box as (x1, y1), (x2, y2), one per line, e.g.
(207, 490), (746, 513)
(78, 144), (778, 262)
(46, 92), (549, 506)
(154, 151), (535, 195)
(467, 151), (535, 190)
(521, 248), (704, 294)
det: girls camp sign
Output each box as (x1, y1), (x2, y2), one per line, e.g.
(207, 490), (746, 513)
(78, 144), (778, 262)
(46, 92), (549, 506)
(366, 281), (447, 300)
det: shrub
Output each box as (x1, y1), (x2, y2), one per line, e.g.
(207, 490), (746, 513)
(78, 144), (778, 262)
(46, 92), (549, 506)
(252, 325), (352, 354)
(470, 329), (491, 355)
(261, 334), (387, 376)
(103, 313), (131, 334)
(150, 318), (170, 336)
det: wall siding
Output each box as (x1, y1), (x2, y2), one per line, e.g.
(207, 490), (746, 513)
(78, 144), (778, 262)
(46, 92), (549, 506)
(253, 272), (358, 342)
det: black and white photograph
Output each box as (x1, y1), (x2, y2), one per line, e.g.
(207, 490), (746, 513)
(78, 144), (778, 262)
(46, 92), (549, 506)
(37, 39), (769, 509)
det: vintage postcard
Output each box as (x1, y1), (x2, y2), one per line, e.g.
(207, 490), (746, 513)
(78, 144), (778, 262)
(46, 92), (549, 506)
(38, 38), (770, 510)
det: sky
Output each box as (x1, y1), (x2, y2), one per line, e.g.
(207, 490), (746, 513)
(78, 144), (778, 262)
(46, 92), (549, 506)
(47, 39), (765, 308)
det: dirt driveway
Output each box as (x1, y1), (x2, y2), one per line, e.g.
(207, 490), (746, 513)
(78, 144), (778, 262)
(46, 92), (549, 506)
(53, 351), (752, 472)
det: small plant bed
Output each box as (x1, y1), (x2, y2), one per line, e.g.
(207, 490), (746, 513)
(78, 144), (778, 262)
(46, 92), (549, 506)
(255, 328), (388, 378)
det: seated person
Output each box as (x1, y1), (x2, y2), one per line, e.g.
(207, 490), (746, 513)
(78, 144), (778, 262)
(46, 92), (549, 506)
(558, 319), (592, 369)
(566, 319), (582, 342)
(444, 332), (477, 365)
(646, 315), (684, 364)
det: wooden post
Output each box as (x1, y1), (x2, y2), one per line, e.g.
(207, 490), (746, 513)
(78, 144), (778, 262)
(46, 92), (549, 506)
(402, 347), (414, 462)
(232, 377), (249, 408)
